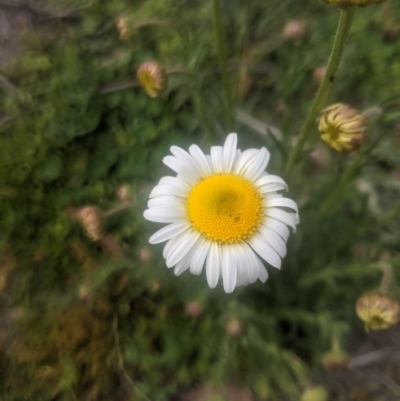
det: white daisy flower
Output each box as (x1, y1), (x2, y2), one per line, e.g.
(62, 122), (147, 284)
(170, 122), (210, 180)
(144, 133), (299, 293)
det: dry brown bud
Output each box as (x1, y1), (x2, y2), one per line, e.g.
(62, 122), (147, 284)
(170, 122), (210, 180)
(225, 318), (244, 337)
(117, 184), (131, 202)
(322, 350), (350, 371)
(283, 20), (307, 40)
(77, 206), (104, 241)
(116, 16), (132, 40)
(185, 300), (204, 318)
(139, 246), (152, 263)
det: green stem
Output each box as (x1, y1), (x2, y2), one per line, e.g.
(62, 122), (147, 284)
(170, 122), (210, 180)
(379, 263), (392, 294)
(285, 7), (355, 175)
(212, 0), (233, 129)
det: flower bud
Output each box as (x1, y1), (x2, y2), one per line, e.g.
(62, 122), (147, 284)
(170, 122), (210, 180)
(77, 206), (104, 241)
(356, 292), (400, 330)
(136, 61), (167, 98)
(185, 300), (204, 318)
(283, 20), (307, 40)
(225, 318), (244, 337)
(321, 0), (385, 6)
(301, 386), (328, 401)
(139, 246), (152, 263)
(117, 184), (131, 202)
(116, 16), (131, 40)
(318, 103), (365, 152)
(322, 350), (350, 371)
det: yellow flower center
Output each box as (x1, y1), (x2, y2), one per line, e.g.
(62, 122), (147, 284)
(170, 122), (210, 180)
(187, 174), (263, 244)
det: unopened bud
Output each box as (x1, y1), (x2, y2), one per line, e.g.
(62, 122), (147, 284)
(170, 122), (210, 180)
(77, 206), (104, 241)
(117, 185), (131, 202)
(301, 386), (328, 401)
(356, 292), (400, 330)
(139, 246), (152, 263)
(321, 0), (385, 6)
(225, 318), (244, 337)
(137, 61), (167, 98)
(322, 350), (350, 371)
(318, 103), (365, 152)
(185, 301), (204, 318)
(116, 16), (131, 40)
(283, 20), (307, 40)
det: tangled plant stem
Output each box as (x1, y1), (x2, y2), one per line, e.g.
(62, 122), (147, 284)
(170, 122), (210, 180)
(285, 7), (355, 175)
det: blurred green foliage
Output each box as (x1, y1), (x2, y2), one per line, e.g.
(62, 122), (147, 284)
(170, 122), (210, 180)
(1, 0), (400, 400)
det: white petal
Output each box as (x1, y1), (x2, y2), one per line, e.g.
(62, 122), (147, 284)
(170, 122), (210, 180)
(258, 225), (287, 258)
(222, 133), (237, 174)
(144, 207), (185, 223)
(163, 232), (185, 259)
(264, 208), (297, 230)
(150, 178), (191, 198)
(174, 259), (190, 276)
(256, 256), (269, 283)
(248, 232), (281, 269)
(242, 148), (270, 182)
(190, 238), (211, 275)
(173, 237), (201, 276)
(237, 242), (258, 284)
(259, 184), (288, 194)
(158, 176), (190, 187)
(233, 148), (258, 175)
(149, 221), (191, 244)
(147, 195), (185, 209)
(206, 242), (221, 288)
(264, 193), (283, 200)
(233, 244), (249, 286)
(163, 155), (199, 184)
(267, 198), (299, 217)
(263, 217), (290, 242)
(170, 146), (201, 178)
(255, 175), (288, 190)
(189, 145), (212, 177)
(211, 146), (223, 173)
(166, 230), (201, 268)
(222, 245), (237, 293)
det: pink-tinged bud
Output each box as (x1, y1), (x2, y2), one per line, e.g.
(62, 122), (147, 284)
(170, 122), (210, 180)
(185, 301), (204, 318)
(139, 246), (152, 263)
(283, 20), (307, 40)
(137, 61), (167, 98)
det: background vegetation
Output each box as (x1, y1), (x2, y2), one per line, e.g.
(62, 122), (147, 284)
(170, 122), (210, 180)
(1, 0), (400, 400)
